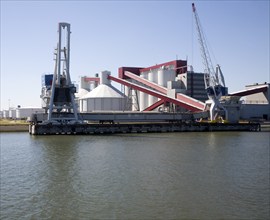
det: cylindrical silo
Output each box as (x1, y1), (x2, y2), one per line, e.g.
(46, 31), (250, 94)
(158, 68), (165, 87)
(100, 71), (111, 85)
(82, 99), (87, 112)
(139, 72), (148, 111)
(3, 110), (8, 118)
(9, 109), (16, 119)
(148, 71), (158, 107)
(164, 69), (176, 86)
(158, 68), (175, 87)
(124, 84), (129, 97)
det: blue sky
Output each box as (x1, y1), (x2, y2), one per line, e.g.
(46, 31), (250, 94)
(1, 0), (269, 110)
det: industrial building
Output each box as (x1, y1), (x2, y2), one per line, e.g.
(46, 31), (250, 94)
(16, 107), (45, 120)
(75, 60), (207, 114)
(2, 4), (269, 134)
(118, 60), (208, 112)
(1, 67), (265, 123)
(74, 59), (269, 123)
(8, 109), (16, 119)
(244, 83), (269, 104)
(119, 60), (184, 112)
(240, 83), (270, 120)
(2, 110), (9, 118)
(1, 107), (44, 120)
(1, 62), (268, 123)
(28, 21), (268, 135)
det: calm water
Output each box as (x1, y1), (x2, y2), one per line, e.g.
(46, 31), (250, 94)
(0, 131), (269, 219)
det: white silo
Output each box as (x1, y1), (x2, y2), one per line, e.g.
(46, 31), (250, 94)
(75, 88), (88, 112)
(81, 99), (88, 112)
(16, 107), (44, 119)
(148, 70), (158, 106)
(9, 109), (16, 119)
(139, 72), (148, 111)
(100, 70), (111, 85)
(3, 110), (9, 118)
(158, 67), (175, 87)
(80, 76), (89, 91)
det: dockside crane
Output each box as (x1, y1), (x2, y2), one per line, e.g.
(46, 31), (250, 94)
(47, 23), (79, 123)
(192, 3), (228, 121)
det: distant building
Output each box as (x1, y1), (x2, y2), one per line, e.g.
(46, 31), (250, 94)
(244, 83), (269, 104)
(241, 83), (270, 120)
(9, 109), (16, 119)
(1, 107), (44, 120)
(16, 107), (45, 119)
(177, 71), (208, 102)
(3, 110), (9, 119)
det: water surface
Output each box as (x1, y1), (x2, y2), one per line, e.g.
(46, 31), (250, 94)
(1, 132), (269, 219)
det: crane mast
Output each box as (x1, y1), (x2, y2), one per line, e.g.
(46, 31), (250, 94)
(192, 3), (215, 90)
(192, 3), (228, 121)
(47, 23), (79, 123)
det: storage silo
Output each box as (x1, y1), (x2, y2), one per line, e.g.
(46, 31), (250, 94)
(16, 107), (45, 119)
(80, 84), (125, 112)
(76, 88), (89, 99)
(3, 110), (9, 119)
(75, 88), (88, 112)
(158, 67), (175, 87)
(79, 71), (126, 112)
(9, 109), (16, 119)
(148, 70), (158, 106)
(139, 72), (148, 111)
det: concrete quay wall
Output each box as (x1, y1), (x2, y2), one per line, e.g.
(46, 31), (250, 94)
(29, 122), (261, 135)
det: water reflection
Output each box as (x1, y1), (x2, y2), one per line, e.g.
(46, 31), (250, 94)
(1, 132), (269, 219)
(30, 136), (80, 218)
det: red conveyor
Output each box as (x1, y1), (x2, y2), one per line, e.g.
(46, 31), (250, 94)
(123, 71), (205, 111)
(143, 100), (165, 111)
(108, 75), (205, 112)
(124, 71), (167, 94)
(229, 85), (268, 97)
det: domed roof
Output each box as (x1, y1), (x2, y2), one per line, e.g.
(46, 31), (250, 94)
(75, 88), (89, 98)
(80, 84), (124, 99)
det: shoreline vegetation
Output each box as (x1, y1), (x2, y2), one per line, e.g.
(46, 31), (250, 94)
(1, 119), (269, 132)
(0, 119), (29, 132)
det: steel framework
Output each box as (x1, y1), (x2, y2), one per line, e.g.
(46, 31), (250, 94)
(47, 23), (78, 123)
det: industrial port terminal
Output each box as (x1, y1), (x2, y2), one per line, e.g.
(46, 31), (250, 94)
(25, 4), (268, 135)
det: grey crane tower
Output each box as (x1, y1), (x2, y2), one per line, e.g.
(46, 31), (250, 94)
(192, 3), (228, 121)
(47, 22), (79, 123)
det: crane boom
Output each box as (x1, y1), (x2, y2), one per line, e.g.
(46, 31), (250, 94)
(192, 3), (228, 121)
(192, 3), (215, 90)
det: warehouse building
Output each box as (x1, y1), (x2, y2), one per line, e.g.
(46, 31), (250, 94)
(240, 83), (270, 120)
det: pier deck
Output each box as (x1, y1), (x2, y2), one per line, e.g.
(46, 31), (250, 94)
(29, 122), (261, 135)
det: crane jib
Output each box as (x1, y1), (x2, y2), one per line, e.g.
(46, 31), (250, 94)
(192, 3), (228, 121)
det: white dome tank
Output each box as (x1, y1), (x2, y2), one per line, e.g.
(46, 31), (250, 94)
(80, 84), (126, 112)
